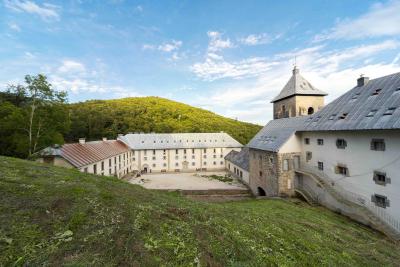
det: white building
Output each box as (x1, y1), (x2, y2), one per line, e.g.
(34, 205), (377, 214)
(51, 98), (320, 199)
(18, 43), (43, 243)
(38, 138), (134, 178)
(118, 132), (242, 173)
(225, 147), (250, 185)
(229, 69), (400, 238)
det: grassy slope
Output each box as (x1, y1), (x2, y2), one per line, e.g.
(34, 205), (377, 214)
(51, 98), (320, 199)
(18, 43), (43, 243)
(1, 156), (399, 266)
(67, 97), (262, 145)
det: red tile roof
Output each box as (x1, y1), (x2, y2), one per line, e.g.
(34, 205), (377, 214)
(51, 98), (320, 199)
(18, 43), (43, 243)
(59, 140), (130, 168)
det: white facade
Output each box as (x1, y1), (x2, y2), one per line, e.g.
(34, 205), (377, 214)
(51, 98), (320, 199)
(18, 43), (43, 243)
(78, 150), (135, 178)
(298, 130), (400, 220)
(133, 147), (240, 173)
(226, 161), (249, 185)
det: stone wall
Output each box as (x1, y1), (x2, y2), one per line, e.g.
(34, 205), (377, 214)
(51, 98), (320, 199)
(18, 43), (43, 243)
(273, 95), (325, 119)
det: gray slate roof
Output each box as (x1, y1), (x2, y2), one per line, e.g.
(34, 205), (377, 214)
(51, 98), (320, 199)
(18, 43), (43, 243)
(247, 116), (307, 152)
(118, 132), (243, 150)
(271, 67), (327, 103)
(302, 72), (400, 131)
(225, 147), (249, 171)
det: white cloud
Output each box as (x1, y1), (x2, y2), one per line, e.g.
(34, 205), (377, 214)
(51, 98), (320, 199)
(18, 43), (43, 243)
(315, 0), (400, 41)
(4, 0), (60, 20)
(158, 40), (182, 52)
(8, 22), (21, 31)
(135, 5), (143, 12)
(239, 33), (271, 46)
(142, 44), (155, 50)
(57, 60), (86, 73)
(207, 31), (234, 52)
(194, 40), (400, 124)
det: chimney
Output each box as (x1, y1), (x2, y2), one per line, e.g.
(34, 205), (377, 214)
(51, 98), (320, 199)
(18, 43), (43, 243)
(79, 138), (86, 144)
(357, 75), (369, 87)
(102, 137), (107, 141)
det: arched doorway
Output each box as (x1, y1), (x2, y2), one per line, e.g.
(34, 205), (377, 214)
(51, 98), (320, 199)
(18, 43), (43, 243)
(307, 107), (314, 115)
(257, 187), (266, 196)
(142, 164), (149, 173)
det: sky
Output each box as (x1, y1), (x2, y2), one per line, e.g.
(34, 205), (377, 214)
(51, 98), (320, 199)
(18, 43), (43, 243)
(1, 0), (400, 125)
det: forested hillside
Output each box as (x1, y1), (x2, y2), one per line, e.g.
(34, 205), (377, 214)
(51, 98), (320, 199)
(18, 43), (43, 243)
(66, 97), (262, 145)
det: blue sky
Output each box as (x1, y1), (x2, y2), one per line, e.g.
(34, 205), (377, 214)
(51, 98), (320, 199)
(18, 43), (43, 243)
(1, 0), (400, 124)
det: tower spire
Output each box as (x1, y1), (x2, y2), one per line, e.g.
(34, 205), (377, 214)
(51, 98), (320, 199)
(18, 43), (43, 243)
(292, 57), (299, 75)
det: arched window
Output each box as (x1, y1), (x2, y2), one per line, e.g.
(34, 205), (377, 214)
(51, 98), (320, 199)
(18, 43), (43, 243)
(308, 107), (314, 115)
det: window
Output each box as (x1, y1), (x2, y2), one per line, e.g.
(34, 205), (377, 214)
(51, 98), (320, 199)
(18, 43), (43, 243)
(335, 165), (349, 176)
(213, 161), (216, 165)
(306, 152), (312, 162)
(93, 165), (97, 174)
(101, 161), (104, 171)
(371, 88), (382, 96)
(213, 155), (216, 158)
(175, 149), (179, 154)
(184, 149), (187, 154)
(163, 163), (167, 167)
(283, 159), (289, 171)
(153, 150), (156, 155)
(203, 149), (207, 153)
(144, 157), (147, 161)
(240, 171), (243, 178)
(318, 161), (324, 171)
(84, 167), (88, 173)
(269, 157), (274, 164)
(213, 148), (216, 153)
(175, 156), (179, 160)
(163, 156), (166, 160)
(192, 155), (195, 159)
(383, 107), (396, 116)
(192, 162), (195, 166)
(366, 109), (377, 117)
(259, 171), (262, 177)
(152, 156), (156, 160)
(144, 150), (147, 156)
(203, 161), (207, 165)
(220, 161), (224, 165)
(370, 139), (385, 151)
(163, 149), (166, 154)
(336, 139), (347, 149)
(152, 164), (156, 167)
(175, 162), (179, 167)
(339, 113), (348, 119)
(114, 157), (116, 164)
(317, 139), (324, 145)
(192, 149), (195, 153)
(304, 138), (310, 145)
(373, 171), (391, 186)
(203, 155), (207, 159)
(371, 194), (390, 208)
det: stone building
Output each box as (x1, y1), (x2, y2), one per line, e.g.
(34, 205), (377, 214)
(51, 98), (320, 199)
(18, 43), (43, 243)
(271, 66), (327, 119)
(244, 70), (400, 238)
(225, 147), (250, 185)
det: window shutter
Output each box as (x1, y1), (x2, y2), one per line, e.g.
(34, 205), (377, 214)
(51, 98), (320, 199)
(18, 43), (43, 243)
(371, 195), (376, 203)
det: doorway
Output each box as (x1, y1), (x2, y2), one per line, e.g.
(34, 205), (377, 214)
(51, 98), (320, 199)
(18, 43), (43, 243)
(257, 187), (266, 196)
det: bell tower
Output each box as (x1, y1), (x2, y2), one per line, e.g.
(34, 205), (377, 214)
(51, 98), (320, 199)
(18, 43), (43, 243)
(271, 66), (327, 119)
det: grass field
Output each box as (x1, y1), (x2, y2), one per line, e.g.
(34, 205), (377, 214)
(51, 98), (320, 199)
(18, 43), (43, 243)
(1, 156), (399, 266)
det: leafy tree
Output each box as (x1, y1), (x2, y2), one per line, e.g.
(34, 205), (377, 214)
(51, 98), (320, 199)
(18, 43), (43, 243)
(1, 74), (69, 158)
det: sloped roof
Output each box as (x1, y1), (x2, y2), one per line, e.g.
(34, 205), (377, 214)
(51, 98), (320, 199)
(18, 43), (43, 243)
(247, 116), (307, 152)
(225, 147), (249, 171)
(302, 72), (400, 131)
(271, 67), (327, 103)
(118, 133), (242, 150)
(40, 140), (130, 168)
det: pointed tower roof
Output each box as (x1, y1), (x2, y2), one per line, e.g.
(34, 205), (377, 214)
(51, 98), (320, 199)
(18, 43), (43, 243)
(271, 66), (327, 103)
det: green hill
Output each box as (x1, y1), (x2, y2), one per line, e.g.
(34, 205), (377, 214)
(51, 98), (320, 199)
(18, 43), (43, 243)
(1, 156), (399, 266)
(66, 97), (262, 145)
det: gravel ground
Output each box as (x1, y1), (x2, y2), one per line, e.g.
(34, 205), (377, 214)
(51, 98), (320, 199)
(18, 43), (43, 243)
(128, 172), (246, 190)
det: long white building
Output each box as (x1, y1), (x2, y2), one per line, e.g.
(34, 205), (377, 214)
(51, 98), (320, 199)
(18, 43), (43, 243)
(118, 132), (242, 173)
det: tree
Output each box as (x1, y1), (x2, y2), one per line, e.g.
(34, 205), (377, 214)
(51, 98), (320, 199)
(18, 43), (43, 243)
(4, 74), (69, 158)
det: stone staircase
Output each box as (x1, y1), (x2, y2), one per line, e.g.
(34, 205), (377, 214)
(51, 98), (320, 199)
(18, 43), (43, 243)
(296, 166), (400, 241)
(294, 186), (318, 206)
(180, 188), (253, 202)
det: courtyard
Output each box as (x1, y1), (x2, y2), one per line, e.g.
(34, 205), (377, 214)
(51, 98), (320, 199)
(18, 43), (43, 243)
(128, 171), (247, 190)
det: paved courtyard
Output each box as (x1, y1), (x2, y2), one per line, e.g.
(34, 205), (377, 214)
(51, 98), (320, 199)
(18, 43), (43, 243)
(128, 171), (247, 190)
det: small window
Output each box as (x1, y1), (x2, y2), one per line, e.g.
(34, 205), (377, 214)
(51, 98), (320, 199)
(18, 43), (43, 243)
(372, 89), (382, 96)
(184, 149), (187, 154)
(213, 161), (216, 165)
(269, 157), (274, 164)
(328, 114), (336, 120)
(339, 113), (348, 119)
(163, 163), (167, 167)
(220, 161), (224, 165)
(203, 161), (207, 165)
(351, 92), (361, 100)
(175, 156), (179, 160)
(283, 159), (289, 171)
(192, 148), (195, 153)
(371, 194), (390, 208)
(383, 107), (396, 116)
(213, 155), (216, 158)
(306, 152), (312, 162)
(370, 139), (385, 151)
(153, 149), (156, 155)
(175, 162), (178, 167)
(317, 139), (324, 145)
(192, 155), (195, 159)
(366, 109), (378, 117)
(152, 156), (156, 160)
(373, 171), (391, 186)
(203, 149), (206, 153)
(152, 164), (156, 167)
(163, 156), (166, 160)
(192, 162), (195, 166)
(175, 149), (179, 154)
(259, 171), (262, 177)
(101, 161), (104, 171)
(335, 165), (349, 176)
(318, 161), (324, 171)
(336, 139), (347, 149)
(213, 148), (216, 153)
(304, 138), (310, 145)
(203, 155), (207, 159)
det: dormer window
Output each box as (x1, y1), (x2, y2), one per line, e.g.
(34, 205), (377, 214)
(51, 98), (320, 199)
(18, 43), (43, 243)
(351, 92), (361, 100)
(328, 114), (336, 120)
(366, 109), (378, 117)
(372, 89), (382, 96)
(383, 107), (396, 116)
(339, 113), (348, 120)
